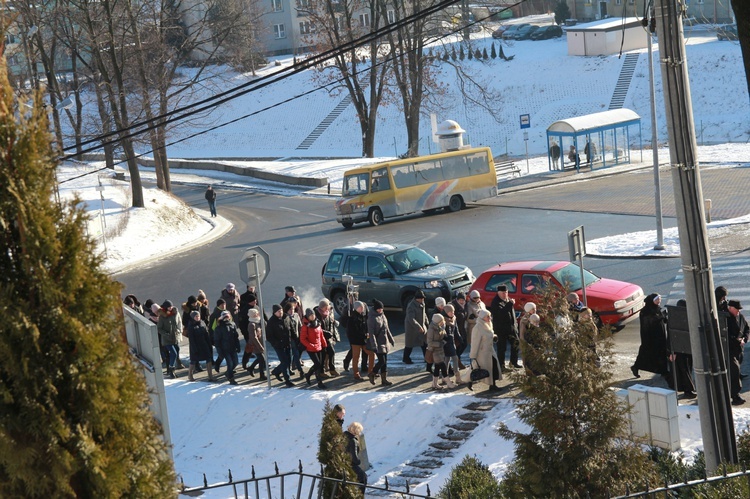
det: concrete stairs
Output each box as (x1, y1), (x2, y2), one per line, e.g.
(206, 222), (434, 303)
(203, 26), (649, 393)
(296, 94), (353, 150)
(370, 400), (499, 496)
(608, 53), (640, 110)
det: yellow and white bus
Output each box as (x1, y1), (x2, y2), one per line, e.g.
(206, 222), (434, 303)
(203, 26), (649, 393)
(334, 147), (497, 228)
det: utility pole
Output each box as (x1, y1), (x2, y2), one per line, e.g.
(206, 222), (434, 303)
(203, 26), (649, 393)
(645, 15), (664, 251)
(653, 0), (736, 471)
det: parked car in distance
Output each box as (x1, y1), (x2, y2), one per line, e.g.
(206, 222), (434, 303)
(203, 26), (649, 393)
(468, 260), (645, 328)
(514, 25), (540, 40)
(502, 23), (530, 39)
(716, 24), (738, 41)
(491, 25), (509, 38)
(321, 242), (475, 316)
(530, 25), (563, 40)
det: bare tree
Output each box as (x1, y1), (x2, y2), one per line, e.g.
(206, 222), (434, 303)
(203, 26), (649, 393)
(304, 0), (391, 157)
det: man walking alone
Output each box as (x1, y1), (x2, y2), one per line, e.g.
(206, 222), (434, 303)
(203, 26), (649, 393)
(205, 185), (217, 217)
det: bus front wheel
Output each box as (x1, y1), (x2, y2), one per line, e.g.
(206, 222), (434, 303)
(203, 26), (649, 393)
(448, 195), (463, 213)
(368, 208), (383, 226)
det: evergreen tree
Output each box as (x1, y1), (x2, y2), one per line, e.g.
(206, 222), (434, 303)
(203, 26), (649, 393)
(459, 45), (465, 60)
(554, 0), (571, 26)
(482, 48), (489, 60)
(451, 46), (457, 61)
(475, 49), (482, 60)
(491, 43), (497, 59)
(467, 47), (473, 60)
(497, 287), (659, 497)
(317, 400), (360, 498)
(0, 52), (176, 496)
(438, 455), (502, 498)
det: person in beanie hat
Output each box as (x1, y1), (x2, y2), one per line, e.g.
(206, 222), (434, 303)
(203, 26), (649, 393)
(300, 308), (328, 389)
(367, 299), (395, 386)
(451, 292), (469, 369)
(214, 310), (240, 385)
(427, 313), (454, 389)
(280, 285), (304, 317)
(403, 291), (428, 367)
(267, 304), (295, 387)
(157, 300), (182, 379)
(442, 303), (463, 385)
(187, 310), (215, 382)
(245, 308), (267, 380)
(221, 283), (241, 318)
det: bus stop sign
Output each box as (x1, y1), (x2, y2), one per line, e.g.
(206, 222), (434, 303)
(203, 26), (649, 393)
(239, 246), (270, 287)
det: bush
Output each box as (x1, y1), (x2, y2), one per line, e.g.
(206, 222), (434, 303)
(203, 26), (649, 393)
(438, 455), (502, 499)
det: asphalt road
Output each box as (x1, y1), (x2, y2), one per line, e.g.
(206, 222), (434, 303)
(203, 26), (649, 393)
(117, 173), (750, 399)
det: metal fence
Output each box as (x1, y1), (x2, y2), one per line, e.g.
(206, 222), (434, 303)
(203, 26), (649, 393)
(611, 465), (750, 498)
(179, 461), (435, 498)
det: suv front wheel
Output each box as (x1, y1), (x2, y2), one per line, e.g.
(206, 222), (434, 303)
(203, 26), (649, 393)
(331, 290), (348, 316)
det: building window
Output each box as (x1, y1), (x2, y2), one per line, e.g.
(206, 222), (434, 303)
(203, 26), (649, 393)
(273, 24), (286, 38)
(615, 0), (622, 4)
(297, 0), (310, 8)
(628, 0), (634, 4)
(299, 21), (312, 34)
(697, 0), (704, 3)
(359, 13), (370, 28)
(272, 0), (283, 12)
(387, 9), (396, 24)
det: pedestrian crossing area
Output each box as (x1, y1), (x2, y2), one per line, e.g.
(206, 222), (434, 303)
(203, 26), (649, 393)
(665, 253), (750, 306)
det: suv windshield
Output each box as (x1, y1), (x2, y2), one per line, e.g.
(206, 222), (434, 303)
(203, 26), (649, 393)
(385, 247), (439, 275)
(552, 263), (599, 291)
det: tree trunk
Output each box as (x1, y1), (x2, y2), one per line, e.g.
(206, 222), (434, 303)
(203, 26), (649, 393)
(730, 0), (750, 101)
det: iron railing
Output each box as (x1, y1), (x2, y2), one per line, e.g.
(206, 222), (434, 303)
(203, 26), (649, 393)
(179, 461), (435, 498)
(611, 464), (750, 498)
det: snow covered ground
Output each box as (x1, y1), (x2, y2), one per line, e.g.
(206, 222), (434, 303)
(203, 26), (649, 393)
(53, 17), (750, 496)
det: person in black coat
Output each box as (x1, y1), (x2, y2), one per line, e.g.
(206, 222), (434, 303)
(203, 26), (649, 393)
(727, 300), (750, 405)
(205, 185), (217, 217)
(631, 293), (669, 379)
(666, 299), (696, 399)
(344, 422), (367, 494)
(214, 311), (240, 385)
(187, 311), (215, 382)
(451, 293), (469, 369)
(490, 285), (520, 370)
(267, 305), (295, 387)
(342, 301), (372, 380)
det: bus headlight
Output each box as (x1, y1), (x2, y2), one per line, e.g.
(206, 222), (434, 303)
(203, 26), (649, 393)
(424, 280), (440, 288)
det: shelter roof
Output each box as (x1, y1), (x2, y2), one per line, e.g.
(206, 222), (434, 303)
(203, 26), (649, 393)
(566, 17), (643, 32)
(547, 109), (641, 134)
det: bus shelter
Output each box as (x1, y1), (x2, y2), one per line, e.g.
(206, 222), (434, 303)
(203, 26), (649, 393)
(546, 109), (642, 172)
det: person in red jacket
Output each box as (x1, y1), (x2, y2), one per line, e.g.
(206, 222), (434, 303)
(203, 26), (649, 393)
(301, 308), (328, 389)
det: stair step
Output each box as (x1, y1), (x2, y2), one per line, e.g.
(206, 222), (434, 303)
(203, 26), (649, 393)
(428, 440), (462, 450)
(408, 459), (444, 469)
(421, 449), (455, 459)
(400, 468), (434, 479)
(446, 422), (479, 431)
(456, 412), (486, 422)
(438, 429), (471, 441)
(464, 401), (499, 412)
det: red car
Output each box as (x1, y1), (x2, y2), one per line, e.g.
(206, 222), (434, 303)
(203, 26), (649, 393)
(469, 261), (645, 328)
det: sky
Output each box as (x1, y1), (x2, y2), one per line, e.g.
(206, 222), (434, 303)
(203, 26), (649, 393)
(54, 16), (750, 497)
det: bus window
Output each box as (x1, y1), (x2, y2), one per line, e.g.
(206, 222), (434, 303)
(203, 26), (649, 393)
(342, 173), (370, 196)
(391, 164), (416, 188)
(371, 167), (391, 193)
(414, 159), (443, 184)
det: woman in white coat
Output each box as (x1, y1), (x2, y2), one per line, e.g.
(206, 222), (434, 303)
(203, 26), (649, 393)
(469, 309), (502, 392)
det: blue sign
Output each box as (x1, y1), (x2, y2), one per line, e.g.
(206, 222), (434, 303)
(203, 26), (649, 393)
(520, 114), (531, 129)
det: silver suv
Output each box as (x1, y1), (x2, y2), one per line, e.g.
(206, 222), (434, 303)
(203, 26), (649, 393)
(321, 242), (475, 315)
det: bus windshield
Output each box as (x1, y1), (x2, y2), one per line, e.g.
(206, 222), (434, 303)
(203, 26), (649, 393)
(551, 263), (599, 291)
(342, 173), (370, 197)
(385, 247), (439, 275)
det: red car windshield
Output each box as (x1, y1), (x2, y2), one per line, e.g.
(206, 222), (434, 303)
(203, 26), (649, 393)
(551, 263), (599, 291)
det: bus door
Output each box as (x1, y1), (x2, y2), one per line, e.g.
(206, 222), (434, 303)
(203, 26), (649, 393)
(369, 167), (396, 217)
